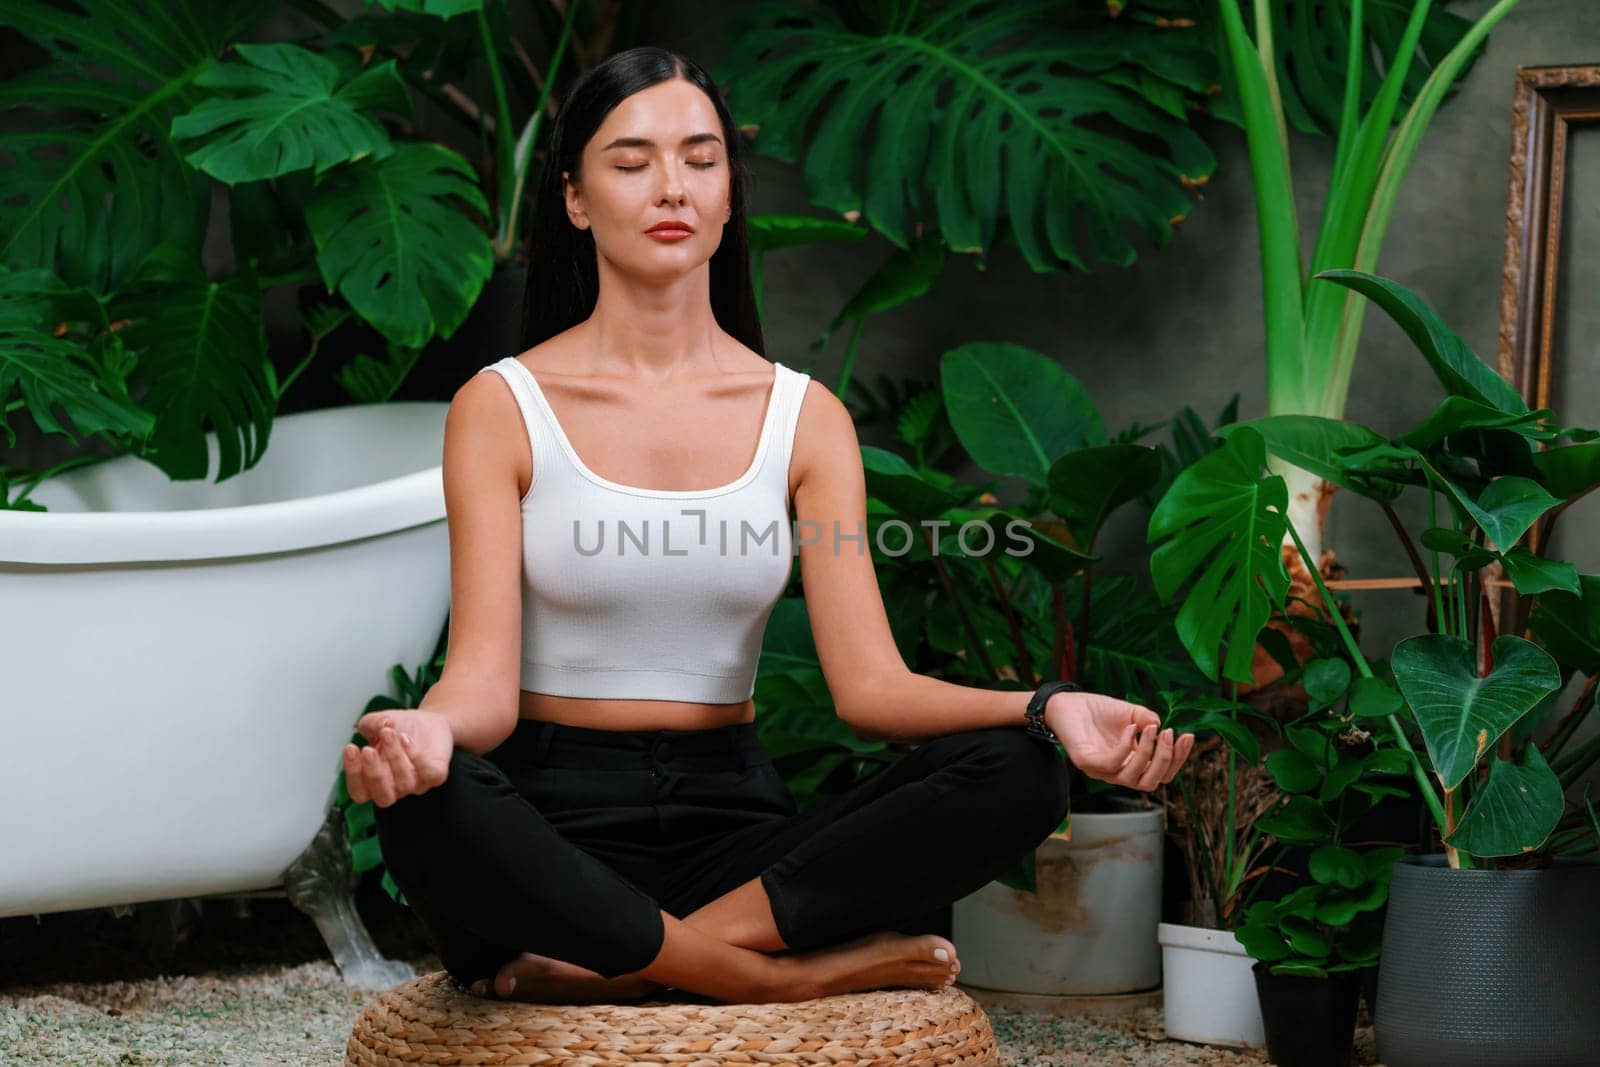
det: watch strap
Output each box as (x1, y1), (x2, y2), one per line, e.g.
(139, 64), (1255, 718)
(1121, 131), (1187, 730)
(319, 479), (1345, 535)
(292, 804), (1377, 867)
(1025, 680), (1083, 743)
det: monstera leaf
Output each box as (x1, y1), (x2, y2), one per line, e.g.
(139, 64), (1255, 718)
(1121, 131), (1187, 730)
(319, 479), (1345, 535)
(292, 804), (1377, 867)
(941, 343), (1105, 489)
(0, 0), (270, 291)
(171, 43), (412, 184)
(0, 267), (153, 448)
(717, 0), (1218, 272)
(305, 142), (493, 349)
(1147, 426), (1291, 684)
(109, 246), (275, 481)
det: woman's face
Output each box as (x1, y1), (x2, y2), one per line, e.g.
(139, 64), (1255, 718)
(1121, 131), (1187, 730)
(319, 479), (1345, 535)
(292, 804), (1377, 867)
(564, 78), (733, 281)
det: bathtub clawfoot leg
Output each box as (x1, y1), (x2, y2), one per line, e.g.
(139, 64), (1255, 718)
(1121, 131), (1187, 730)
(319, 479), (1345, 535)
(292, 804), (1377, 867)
(283, 809), (415, 990)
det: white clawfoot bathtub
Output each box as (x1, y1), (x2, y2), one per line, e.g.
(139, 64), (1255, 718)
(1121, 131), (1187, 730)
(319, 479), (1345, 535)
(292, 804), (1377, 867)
(0, 401), (451, 986)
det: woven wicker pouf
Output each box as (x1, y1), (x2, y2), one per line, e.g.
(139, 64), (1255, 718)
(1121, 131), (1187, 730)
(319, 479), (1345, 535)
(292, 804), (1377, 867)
(345, 970), (998, 1066)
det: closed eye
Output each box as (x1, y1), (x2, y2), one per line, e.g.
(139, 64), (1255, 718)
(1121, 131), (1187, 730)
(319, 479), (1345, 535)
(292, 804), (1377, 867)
(617, 163), (718, 171)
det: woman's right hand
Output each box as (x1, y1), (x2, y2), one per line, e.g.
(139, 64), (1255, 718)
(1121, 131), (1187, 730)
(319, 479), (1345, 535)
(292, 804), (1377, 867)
(343, 707), (455, 808)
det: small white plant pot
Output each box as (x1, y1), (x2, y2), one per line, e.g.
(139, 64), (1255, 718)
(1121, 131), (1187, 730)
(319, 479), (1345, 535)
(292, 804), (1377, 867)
(1157, 921), (1265, 1048)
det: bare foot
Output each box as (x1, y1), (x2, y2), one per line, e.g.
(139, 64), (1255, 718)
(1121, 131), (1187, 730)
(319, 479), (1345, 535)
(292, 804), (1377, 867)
(784, 931), (960, 999)
(469, 952), (665, 1004)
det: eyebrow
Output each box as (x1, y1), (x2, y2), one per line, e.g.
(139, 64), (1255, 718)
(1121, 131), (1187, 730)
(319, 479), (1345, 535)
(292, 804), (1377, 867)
(599, 132), (723, 151)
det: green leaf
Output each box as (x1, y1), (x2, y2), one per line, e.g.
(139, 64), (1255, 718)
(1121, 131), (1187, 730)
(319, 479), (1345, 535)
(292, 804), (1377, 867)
(1390, 634), (1562, 789)
(110, 246), (275, 481)
(860, 445), (966, 521)
(1445, 745), (1564, 857)
(172, 43), (410, 183)
(1532, 441), (1600, 501)
(1363, 748), (1413, 776)
(0, 268), (154, 447)
(1235, 921), (1294, 963)
(821, 234), (946, 350)
(1280, 914), (1333, 958)
(1501, 548), (1580, 597)
(1349, 676), (1404, 719)
(991, 512), (1099, 583)
(0, 0), (267, 291)
(365, 0), (483, 15)
(1147, 427), (1291, 683)
(1444, 476), (1562, 554)
(305, 142), (493, 349)
(1395, 396), (1555, 451)
(1216, 415), (1386, 493)
(1527, 575), (1600, 675)
(941, 343), (1105, 487)
(747, 212), (868, 253)
(1259, 796), (1336, 845)
(716, 1), (1216, 272)
(1266, 748), (1321, 794)
(1303, 658), (1352, 709)
(1047, 444), (1163, 550)
(1308, 845), (1366, 889)
(1318, 757), (1366, 804)
(1315, 270), (1528, 414)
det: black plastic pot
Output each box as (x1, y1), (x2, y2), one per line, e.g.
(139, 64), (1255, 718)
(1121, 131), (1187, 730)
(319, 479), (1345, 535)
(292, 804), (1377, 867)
(1375, 854), (1600, 1066)
(1252, 961), (1361, 1067)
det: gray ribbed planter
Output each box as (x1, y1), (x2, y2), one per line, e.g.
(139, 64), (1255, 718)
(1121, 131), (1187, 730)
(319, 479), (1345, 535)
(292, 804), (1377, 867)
(1375, 854), (1600, 1067)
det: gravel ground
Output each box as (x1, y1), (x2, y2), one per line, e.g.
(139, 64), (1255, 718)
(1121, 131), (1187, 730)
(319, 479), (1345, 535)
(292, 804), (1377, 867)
(0, 893), (1381, 1065)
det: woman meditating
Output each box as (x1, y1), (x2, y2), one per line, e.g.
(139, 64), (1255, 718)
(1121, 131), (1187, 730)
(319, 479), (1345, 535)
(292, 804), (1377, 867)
(347, 45), (1195, 1007)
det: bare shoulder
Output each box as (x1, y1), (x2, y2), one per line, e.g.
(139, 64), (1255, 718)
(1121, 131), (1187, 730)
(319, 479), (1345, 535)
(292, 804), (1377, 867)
(791, 377), (859, 497)
(447, 365), (530, 497)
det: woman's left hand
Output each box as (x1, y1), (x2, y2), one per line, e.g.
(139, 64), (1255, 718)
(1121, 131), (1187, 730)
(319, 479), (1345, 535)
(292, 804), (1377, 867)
(1045, 690), (1195, 791)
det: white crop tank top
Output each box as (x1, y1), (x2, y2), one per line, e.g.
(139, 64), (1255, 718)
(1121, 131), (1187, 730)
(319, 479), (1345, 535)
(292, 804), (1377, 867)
(478, 355), (811, 703)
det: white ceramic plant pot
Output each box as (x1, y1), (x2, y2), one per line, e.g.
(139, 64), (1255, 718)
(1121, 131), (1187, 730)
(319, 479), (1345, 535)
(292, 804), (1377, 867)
(0, 402), (451, 921)
(1157, 922), (1266, 1048)
(952, 799), (1164, 995)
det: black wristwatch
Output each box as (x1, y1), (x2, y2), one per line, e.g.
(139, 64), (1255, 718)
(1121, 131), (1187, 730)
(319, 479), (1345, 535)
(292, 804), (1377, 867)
(1025, 680), (1083, 743)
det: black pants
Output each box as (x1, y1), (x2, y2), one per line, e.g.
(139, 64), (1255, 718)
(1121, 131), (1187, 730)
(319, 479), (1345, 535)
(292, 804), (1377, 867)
(372, 716), (1071, 985)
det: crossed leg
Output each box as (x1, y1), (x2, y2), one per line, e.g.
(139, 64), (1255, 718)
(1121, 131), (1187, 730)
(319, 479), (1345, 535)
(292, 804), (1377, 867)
(483, 725), (1068, 1003)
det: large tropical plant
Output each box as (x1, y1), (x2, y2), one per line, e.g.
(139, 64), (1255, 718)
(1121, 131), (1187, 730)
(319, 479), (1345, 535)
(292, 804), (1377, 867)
(1208, 0), (1524, 603)
(1150, 269), (1600, 870)
(0, 0), (628, 503)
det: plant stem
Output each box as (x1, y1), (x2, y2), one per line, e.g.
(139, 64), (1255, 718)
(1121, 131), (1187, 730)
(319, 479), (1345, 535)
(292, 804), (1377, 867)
(1545, 675), (1597, 761)
(1283, 515), (1448, 833)
(927, 529), (998, 681)
(982, 556), (1035, 684)
(1428, 489), (1448, 636)
(834, 319), (865, 402)
(477, 4), (517, 249)
(1380, 499), (1434, 596)
(1075, 566), (1094, 680)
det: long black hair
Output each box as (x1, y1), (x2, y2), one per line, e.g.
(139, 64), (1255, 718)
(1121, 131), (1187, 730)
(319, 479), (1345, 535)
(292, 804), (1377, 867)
(519, 46), (764, 358)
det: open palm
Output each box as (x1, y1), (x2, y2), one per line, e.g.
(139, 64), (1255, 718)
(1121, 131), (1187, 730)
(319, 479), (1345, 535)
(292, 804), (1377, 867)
(1047, 690), (1194, 791)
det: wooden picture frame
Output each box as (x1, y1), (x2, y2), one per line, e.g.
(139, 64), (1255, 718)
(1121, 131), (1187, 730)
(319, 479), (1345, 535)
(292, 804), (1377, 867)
(1495, 63), (1600, 632)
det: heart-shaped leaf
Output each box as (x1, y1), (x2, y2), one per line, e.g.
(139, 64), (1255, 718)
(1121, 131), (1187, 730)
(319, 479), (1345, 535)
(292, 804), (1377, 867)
(1445, 745), (1564, 857)
(1390, 634), (1561, 789)
(1148, 427), (1291, 683)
